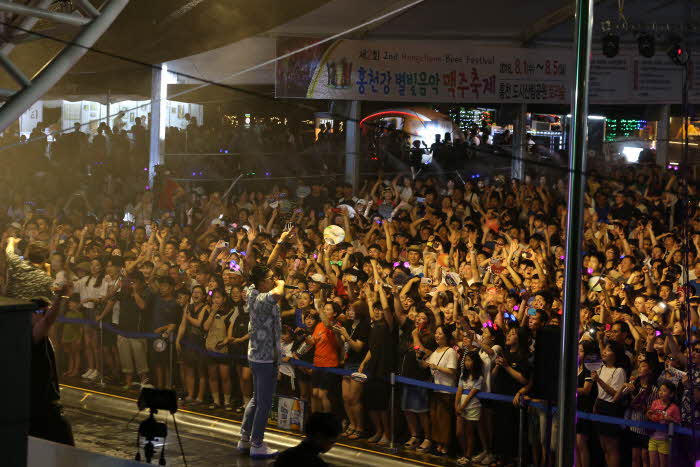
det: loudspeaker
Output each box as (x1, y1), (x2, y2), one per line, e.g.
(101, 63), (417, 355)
(532, 325), (561, 401)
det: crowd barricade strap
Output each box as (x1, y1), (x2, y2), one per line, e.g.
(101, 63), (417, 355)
(57, 316), (696, 437)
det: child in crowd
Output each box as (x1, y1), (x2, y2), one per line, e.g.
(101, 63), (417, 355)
(455, 350), (484, 465)
(278, 326), (296, 397)
(646, 381), (681, 467)
(61, 294), (84, 377)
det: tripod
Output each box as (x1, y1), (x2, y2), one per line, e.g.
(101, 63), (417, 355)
(135, 409), (168, 464)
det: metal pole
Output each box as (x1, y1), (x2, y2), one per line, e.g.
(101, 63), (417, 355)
(517, 403), (527, 467)
(98, 321), (104, 386)
(511, 103), (526, 180)
(168, 333), (174, 389)
(344, 101), (361, 191)
(149, 64), (167, 186)
(0, 0), (129, 133)
(656, 104), (670, 167)
(389, 372), (396, 453)
(556, 0), (593, 466)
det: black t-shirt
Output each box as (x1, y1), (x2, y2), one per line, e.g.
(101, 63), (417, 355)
(151, 295), (180, 331)
(364, 319), (395, 377)
(610, 202), (636, 221)
(118, 290), (152, 334)
(493, 349), (531, 396)
(343, 319), (371, 365)
(30, 338), (60, 417)
(397, 318), (437, 380)
(230, 302), (250, 356)
(577, 366), (597, 412)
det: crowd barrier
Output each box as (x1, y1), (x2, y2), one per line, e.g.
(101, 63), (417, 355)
(56, 315), (699, 465)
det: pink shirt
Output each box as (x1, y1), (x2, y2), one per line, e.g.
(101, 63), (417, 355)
(648, 399), (681, 440)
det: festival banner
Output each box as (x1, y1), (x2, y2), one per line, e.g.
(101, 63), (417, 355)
(276, 39), (570, 104)
(275, 38), (695, 104)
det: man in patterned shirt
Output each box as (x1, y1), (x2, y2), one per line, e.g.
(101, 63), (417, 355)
(5, 237), (53, 302)
(237, 263), (286, 459)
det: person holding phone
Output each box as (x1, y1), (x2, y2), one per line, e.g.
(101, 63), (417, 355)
(238, 264), (286, 459)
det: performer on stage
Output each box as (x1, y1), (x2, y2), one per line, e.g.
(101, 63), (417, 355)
(237, 261), (286, 459)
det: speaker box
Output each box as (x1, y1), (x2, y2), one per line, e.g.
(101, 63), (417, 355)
(532, 325), (561, 401)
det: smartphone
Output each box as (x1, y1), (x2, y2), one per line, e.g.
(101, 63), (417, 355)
(416, 197), (425, 203)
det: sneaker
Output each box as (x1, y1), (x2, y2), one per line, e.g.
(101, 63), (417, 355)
(224, 403), (233, 411)
(139, 377), (154, 389)
(250, 443), (278, 459)
(209, 402), (221, 410)
(236, 439), (251, 453)
(81, 369), (94, 379)
(472, 451), (487, 463)
(480, 453), (495, 465)
(87, 370), (100, 381)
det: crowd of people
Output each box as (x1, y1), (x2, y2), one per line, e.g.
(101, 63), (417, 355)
(4, 146), (700, 466)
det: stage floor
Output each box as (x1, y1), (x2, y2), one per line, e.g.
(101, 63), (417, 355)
(61, 384), (442, 466)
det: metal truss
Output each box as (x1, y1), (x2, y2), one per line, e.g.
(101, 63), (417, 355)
(0, 0), (129, 132)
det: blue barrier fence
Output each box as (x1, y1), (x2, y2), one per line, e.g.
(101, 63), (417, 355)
(56, 315), (697, 437)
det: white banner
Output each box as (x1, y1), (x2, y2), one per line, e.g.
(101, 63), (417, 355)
(276, 39), (697, 104)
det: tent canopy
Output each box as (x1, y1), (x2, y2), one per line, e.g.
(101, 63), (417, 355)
(6, 0), (697, 102)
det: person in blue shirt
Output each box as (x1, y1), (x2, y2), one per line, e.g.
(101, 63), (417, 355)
(150, 276), (179, 389)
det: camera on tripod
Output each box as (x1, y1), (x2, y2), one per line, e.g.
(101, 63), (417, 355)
(135, 388), (178, 465)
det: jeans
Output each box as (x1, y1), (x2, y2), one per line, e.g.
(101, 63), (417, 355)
(240, 361), (278, 446)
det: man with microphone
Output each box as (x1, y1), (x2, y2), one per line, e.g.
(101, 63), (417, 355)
(237, 227), (292, 459)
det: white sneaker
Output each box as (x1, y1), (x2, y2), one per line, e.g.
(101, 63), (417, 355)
(87, 370), (99, 381)
(236, 439), (251, 453)
(81, 369), (94, 379)
(250, 443), (278, 459)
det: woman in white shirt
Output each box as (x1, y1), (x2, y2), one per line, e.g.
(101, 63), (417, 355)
(420, 325), (457, 456)
(74, 259), (109, 381)
(591, 342), (627, 467)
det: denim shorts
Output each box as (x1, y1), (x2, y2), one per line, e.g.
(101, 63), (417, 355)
(401, 385), (430, 413)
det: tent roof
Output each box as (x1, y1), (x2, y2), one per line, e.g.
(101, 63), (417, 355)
(2, 0), (331, 92)
(14, 0), (700, 103)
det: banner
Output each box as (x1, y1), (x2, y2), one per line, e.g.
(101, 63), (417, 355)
(275, 38), (693, 104)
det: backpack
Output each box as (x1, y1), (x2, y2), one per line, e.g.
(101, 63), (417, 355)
(205, 312), (230, 354)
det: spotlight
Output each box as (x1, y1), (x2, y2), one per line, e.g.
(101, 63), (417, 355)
(602, 33), (619, 58)
(637, 33), (655, 58)
(668, 37), (688, 66)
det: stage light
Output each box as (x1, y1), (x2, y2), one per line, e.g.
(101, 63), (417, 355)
(622, 146), (643, 163)
(602, 33), (619, 58)
(638, 33), (655, 58)
(668, 38), (688, 65)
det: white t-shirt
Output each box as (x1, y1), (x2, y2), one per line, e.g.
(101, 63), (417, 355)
(427, 347), (458, 393)
(480, 346), (500, 393)
(596, 366), (626, 403)
(458, 375), (484, 410)
(74, 275), (109, 309)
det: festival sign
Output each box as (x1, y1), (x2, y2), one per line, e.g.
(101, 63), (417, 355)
(275, 38), (696, 104)
(276, 39), (570, 104)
